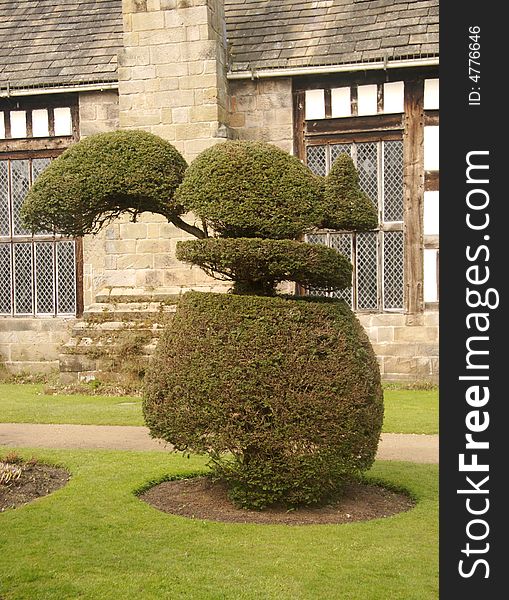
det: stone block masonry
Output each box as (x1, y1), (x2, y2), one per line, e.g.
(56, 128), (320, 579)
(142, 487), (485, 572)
(228, 78), (294, 155)
(79, 91), (119, 138)
(119, 0), (229, 161)
(358, 311), (439, 382)
(0, 317), (76, 374)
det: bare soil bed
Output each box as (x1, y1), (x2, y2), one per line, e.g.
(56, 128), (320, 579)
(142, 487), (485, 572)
(0, 462), (70, 512)
(140, 476), (415, 525)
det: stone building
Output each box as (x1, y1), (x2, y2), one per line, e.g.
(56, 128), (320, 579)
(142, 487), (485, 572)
(0, 0), (439, 381)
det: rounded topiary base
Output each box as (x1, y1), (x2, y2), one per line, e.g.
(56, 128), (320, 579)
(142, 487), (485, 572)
(143, 292), (383, 509)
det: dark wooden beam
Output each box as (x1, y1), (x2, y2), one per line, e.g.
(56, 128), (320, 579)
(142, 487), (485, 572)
(425, 170), (439, 191)
(403, 79), (425, 315)
(0, 93), (78, 111)
(293, 88), (306, 160)
(305, 113), (403, 137)
(306, 130), (403, 146)
(292, 66), (439, 92)
(0, 137), (71, 154)
(377, 83), (384, 113)
(75, 237), (84, 318)
(48, 108), (55, 137)
(424, 235), (440, 249)
(350, 85), (358, 116)
(424, 110), (439, 126)
(324, 88), (332, 118)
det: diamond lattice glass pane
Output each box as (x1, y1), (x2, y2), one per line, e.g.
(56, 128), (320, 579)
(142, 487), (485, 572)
(383, 141), (404, 221)
(356, 142), (378, 207)
(0, 243), (12, 314)
(383, 231), (404, 310)
(305, 233), (330, 297)
(31, 158), (52, 235)
(32, 158), (51, 181)
(329, 233), (353, 305)
(306, 145), (326, 176)
(13, 242), (33, 314)
(329, 232), (352, 259)
(11, 160), (30, 236)
(356, 231), (378, 310)
(306, 232), (327, 246)
(35, 242), (55, 314)
(330, 144), (352, 168)
(56, 241), (76, 314)
(0, 161), (9, 236)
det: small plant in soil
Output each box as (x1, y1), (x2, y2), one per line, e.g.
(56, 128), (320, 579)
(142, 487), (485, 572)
(0, 454), (69, 512)
(0, 453), (39, 487)
(0, 462), (22, 486)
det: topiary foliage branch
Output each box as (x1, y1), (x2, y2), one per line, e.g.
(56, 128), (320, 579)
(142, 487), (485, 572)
(176, 238), (352, 296)
(20, 130), (206, 239)
(318, 153), (378, 231)
(175, 140), (323, 239)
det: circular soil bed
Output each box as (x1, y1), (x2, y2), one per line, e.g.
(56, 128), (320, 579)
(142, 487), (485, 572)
(0, 462), (70, 512)
(140, 476), (415, 525)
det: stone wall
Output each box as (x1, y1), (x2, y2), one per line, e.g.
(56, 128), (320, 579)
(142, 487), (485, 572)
(358, 311), (439, 382)
(119, 0), (229, 160)
(83, 213), (224, 307)
(0, 317), (75, 374)
(228, 78), (294, 154)
(79, 90), (120, 137)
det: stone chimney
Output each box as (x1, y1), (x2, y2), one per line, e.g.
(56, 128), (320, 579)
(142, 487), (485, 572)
(119, 0), (229, 161)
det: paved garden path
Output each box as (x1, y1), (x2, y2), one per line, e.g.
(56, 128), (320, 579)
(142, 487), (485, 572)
(0, 423), (438, 463)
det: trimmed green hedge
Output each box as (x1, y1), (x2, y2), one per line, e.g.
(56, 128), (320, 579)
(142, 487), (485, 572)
(320, 153), (378, 231)
(143, 292), (383, 509)
(175, 140), (322, 239)
(21, 130), (188, 237)
(176, 238), (352, 295)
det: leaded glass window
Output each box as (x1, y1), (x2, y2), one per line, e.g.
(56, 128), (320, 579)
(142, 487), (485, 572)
(0, 157), (77, 316)
(305, 141), (404, 312)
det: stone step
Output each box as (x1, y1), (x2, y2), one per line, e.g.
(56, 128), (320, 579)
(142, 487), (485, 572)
(70, 320), (165, 339)
(92, 285), (228, 305)
(83, 302), (177, 322)
(61, 336), (159, 353)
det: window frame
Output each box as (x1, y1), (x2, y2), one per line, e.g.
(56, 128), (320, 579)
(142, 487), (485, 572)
(293, 71), (437, 315)
(0, 93), (83, 318)
(304, 135), (405, 313)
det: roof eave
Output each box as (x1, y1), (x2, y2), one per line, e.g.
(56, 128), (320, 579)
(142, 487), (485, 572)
(0, 81), (119, 99)
(227, 57), (440, 80)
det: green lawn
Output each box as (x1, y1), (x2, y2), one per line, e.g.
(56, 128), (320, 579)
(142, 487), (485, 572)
(383, 389), (438, 434)
(0, 384), (438, 434)
(0, 384), (143, 426)
(0, 448), (438, 600)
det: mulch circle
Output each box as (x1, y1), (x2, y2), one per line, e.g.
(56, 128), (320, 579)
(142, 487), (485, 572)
(140, 476), (415, 525)
(0, 463), (70, 512)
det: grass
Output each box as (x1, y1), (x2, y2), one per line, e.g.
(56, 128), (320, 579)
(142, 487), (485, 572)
(383, 389), (438, 434)
(0, 384), (438, 434)
(0, 384), (143, 426)
(0, 448), (438, 600)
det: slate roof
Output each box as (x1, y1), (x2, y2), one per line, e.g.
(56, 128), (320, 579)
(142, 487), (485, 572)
(0, 0), (438, 92)
(0, 0), (122, 92)
(225, 0), (439, 72)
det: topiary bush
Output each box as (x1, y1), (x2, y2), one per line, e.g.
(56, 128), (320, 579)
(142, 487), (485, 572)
(143, 292), (383, 509)
(22, 131), (383, 510)
(175, 140), (323, 239)
(142, 140), (384, 509)
(21, 130), (189, 237)
(319, 153), (378, 231)
(176, 238), (352, 296)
